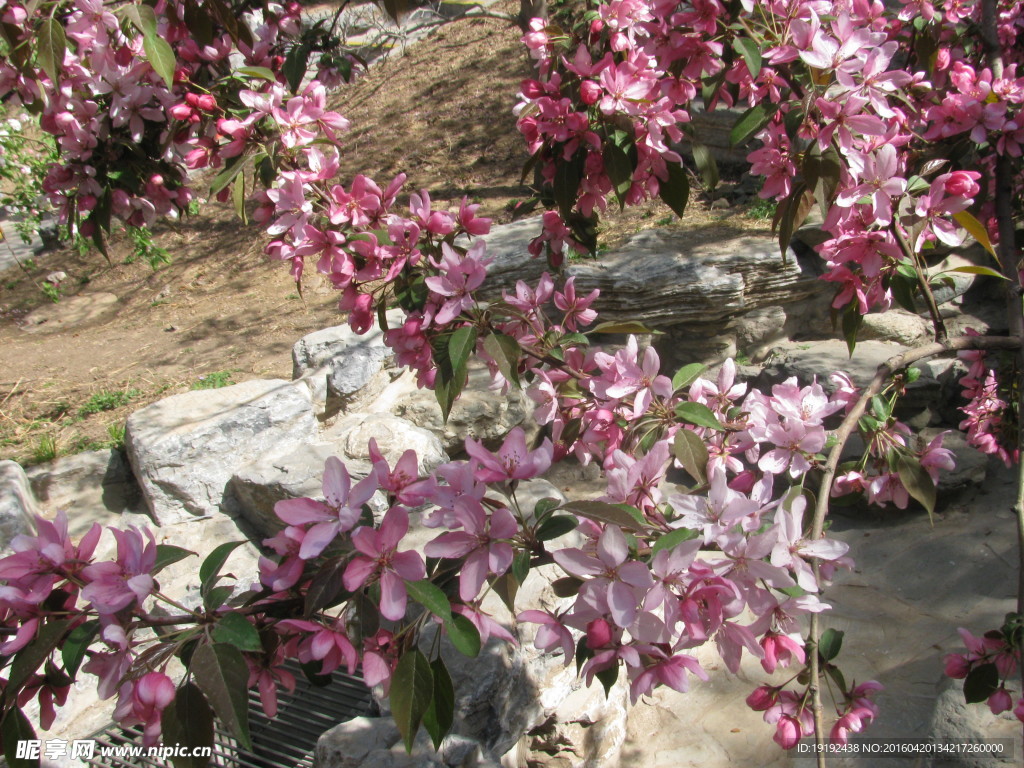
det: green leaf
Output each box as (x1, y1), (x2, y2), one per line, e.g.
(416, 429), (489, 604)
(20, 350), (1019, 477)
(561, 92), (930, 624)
(304, 556), (348, 616)
(2, 707), (38, 768)
(483, 332), (521, 388)
(183, 0), (214, 46)
(143, 33), (176, 89)
(603, 139), (634, 208)
(825, 664), (847, 695)
(390, 649), (433, 752)
(777, 184), (815, 259)
(120, 3), (159, 37)
(897, 454), (936, 518)
(154, 544), (196, 574)
(283, 43), (311, 93)
(672, 363), (707, 391)
(536, 515), (579, 542)
(433, 325), (478, 422)
(691, 142), (718, 191)
(729, 104), (772, 147)
(236, 66), (278, 83)
(817, 628), (843, 662)
(212, 613), (262, 652)
(61, 619), (99, 678)
(553, 149), (584, 219)
(562, 500), (648, 532)
(161, 683), (215, 768)
(732, 37), (762, 79)
(200, 541), (245, 594)
(512, 550), (530, 585)
(5, 619), (70, 701)
(190, 644), (251, 750)
(963, 663), (999, 704)
(209, 155), (252, 197)
(842, 303), (862, 356)
(203, 584), (234, 612)
(405, 580), (452, 621)
(675, 402), (725, 431)
(803, 146), (842, 213)
(650, 527), (699, 557)
(870, 395), (890, 420)
(672, 428), (709, 486)
(534, 497), (561, 520)
(422, 657), (454, 751)
(490, 571), (519, 613)
(777, 585), (807, 598)
(938, 265), (1009, 280)
(232, 174), (247, 224)
(445, 614), (481, 658)
(595, 664), (618, 696)
(659, 160), (690, 217)
(590, 320), (656, 335)
(552, 576), (583, 597)
(36, 17), (66, 85)
(953, 210), (998, 260)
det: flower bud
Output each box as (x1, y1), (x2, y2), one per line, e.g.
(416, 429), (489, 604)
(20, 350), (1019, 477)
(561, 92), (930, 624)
(580, 80), (601, 106)
(520, 79), (545, 99)
(746, 685), (777, 711)
(195, 94), (217, 112)
(943, 170), (980, 198)
(586, 618), (613, 649)
(168, 103), (194, 121)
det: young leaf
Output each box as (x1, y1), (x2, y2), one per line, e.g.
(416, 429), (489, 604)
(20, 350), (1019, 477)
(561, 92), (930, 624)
(938, 265), (1008, 279)
(209, 155), (252, 197)
(659, 160), (690, 218)
(304, 556), (348, 616)
(190, 643), (252, 750)
(154, 544), (196, 574)
(590, 320), (657, 335)
(283, 43), (311, 93)
(552, 576), (584, 597)
(36, 17), (66, 85)
(482, 332), (521, 388)
(143, 33), (176, 89)
(199, 541), (245, 594)
(732, 37), (762, 79)
(422, 657), (455, 751)
(729, 104), (772, 147)
(595, 664), (618, 697)
(672, 428), (709, 486)
(896, 454), (936, 518)
(390, 649), (434, 753)
(161, 683), (215, 768)
(236, 66), (278, 83)
(603, 139), (634, 208)
(211, 613), (262, 653)
(445, 613), (482, 658)
(405, 579), (453, 621)
(963, 663), (999, 704)
(1, 707), (38, 768)
(561, 501), (647, 532)
(675, 402), (725, 431)
(536, 515), (579, 542)
(817, 628), (843, 662)
(672, 362), (707, 390)
(203, 584), (234, 612)
(534, 497), (561, 519)
(691, 142), (719, 191)
(232, 174), (247, 224)
(61, 619), (100, 678)
(650, 527), (699, 557)
(512, 550), (530, 585)
(953, 210), (998, 260)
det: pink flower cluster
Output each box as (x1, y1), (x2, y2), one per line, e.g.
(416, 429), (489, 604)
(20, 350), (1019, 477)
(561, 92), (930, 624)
(945, 626), (1024, 720)
(958, 336), (1019, 466)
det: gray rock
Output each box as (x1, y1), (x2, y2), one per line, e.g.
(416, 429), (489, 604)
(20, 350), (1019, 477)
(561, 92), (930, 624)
(314, 717), (401, 768)
(26, 449), (142, 533)
(929, 680), (1018, 768)
(391, 360), (531, 453)
(917, 427), (989, 491)
(126, 379), (318, 524)
(0, 461), (39, 550)
(860, 309), (933, 346)
(292, 310), (404, 416)
(230, 415), (445, 538)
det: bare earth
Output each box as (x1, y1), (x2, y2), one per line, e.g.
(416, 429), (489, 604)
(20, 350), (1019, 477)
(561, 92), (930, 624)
(0, 0), (768, 466)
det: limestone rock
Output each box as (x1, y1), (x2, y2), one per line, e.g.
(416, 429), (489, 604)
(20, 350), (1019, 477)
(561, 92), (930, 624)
(314, 717), (401, 768)
(0, 461), (39, 551)
(860, 309), (932, 346)
(26, 449), (142, 534)
(391, 360), (531, 453)
(929, 679), (1018, 768)
(126, 379), (318, 524)
(292, 310), (404, 415)
(230, 415), (445, 538)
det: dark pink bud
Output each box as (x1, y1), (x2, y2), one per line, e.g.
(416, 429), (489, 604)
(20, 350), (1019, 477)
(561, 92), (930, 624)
(943, 170), (980, 198)
(168, 103), (194, 121)
(586, 618), (613, 649)
(943, 653), (971, 679)
(580, 80), (601, 105)
(520, 79), (545, 99)
(115, 46), (133, 67)
(936, 47), (951, 71)
(194, 94), (217, 111)
(774, 716), (801, 749)
(746, 685), (777, 711)
(589, 18), (604, 42)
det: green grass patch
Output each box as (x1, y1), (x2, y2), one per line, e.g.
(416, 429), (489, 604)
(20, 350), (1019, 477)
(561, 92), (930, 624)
(191, 371), (234, 390)
(79, 388), (142, 417)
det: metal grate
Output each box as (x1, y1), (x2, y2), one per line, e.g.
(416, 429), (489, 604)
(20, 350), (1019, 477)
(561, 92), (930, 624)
(84, 666), (375, 768)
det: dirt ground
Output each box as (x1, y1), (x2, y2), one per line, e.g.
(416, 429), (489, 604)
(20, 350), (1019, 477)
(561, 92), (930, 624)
(0, 0), (770, 467)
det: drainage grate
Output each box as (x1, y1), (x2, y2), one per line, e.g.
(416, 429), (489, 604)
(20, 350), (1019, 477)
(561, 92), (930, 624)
(84, 666), (375, 768)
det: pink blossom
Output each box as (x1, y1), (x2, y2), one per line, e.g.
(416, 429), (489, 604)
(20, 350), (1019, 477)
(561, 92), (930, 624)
(112, 672), (175, 747)
(342, 507), (426, 621)
(465, 426), (554, 483)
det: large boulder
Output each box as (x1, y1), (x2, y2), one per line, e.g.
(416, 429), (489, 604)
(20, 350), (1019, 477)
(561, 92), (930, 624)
(229, 414), (446, 538)
(126, 379), (318, 524)
(0, 461), (39, 551)
(292, 309), (404, 417)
